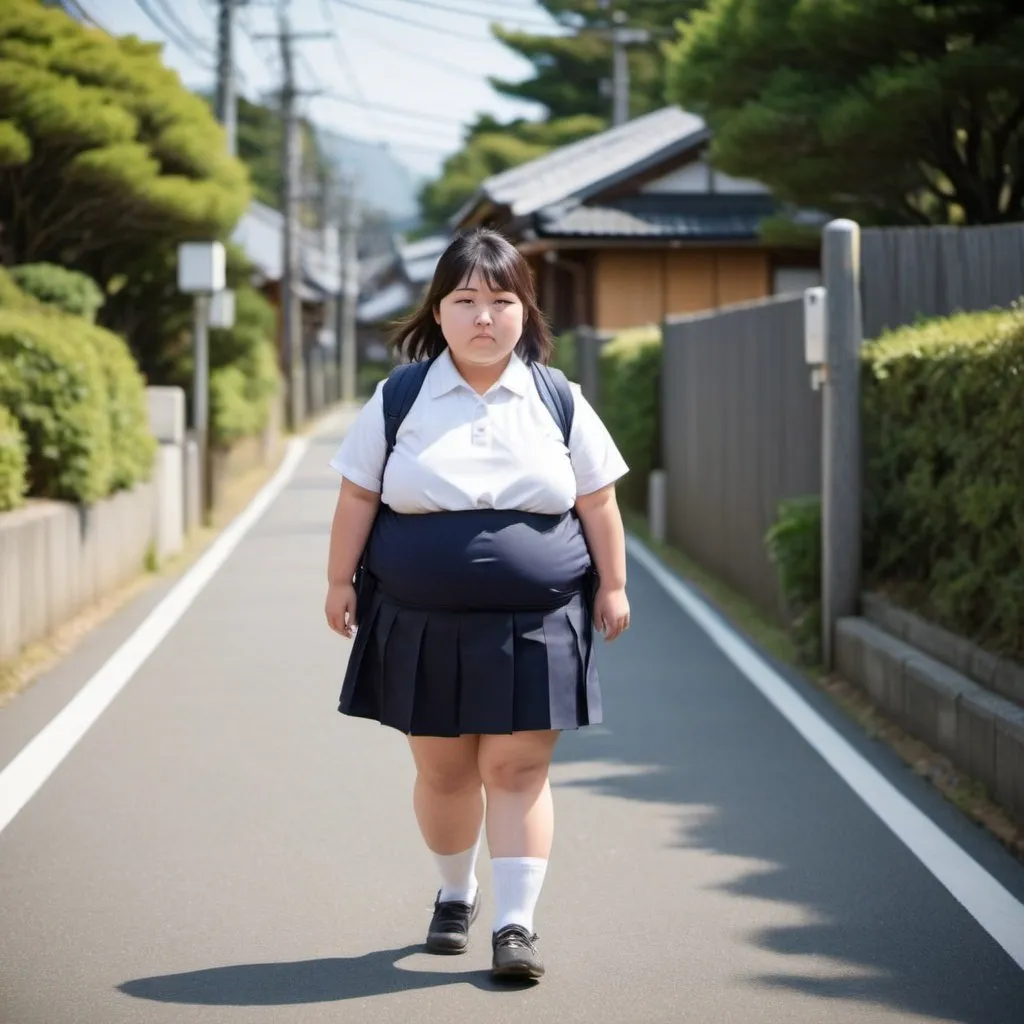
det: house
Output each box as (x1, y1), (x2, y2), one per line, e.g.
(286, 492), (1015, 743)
(231, 200), (341, 363)
(452, 106), (824, 335)
(356, 233), (449, 362)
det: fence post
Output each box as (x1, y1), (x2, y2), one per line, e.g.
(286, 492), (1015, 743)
(821, 220), (864, 668)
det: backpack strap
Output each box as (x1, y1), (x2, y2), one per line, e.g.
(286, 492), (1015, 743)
(530, 362), (575, 446)
(381, 357), (435, 459)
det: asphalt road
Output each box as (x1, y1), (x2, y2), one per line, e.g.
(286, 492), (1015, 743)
(1, 409), (1023, 1024)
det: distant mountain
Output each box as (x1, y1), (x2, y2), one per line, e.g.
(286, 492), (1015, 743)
(316, 128), (424, 234)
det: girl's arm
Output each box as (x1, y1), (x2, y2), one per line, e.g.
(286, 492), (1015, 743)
(575, 484), (630, 641)
(325, 479), (380, 637)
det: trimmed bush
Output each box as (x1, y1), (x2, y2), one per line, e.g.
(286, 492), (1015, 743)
(765, 496), (822, 665)
(207, 286), (280, 446)
(0, 404), (27, 512)
(550, 330), (578, 381)
(0, 309), (113, 503)
(0, 266), (40, 312)
(9, 263), (105, 322)
(598, 326), (661, 512)
(862, 306), (1024, 660)
(80, 321), (156, 490)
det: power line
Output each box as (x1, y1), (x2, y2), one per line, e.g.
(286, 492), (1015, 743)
(331, 0), (500, 44)
(133, 0), (216, 68)
(329, 16), (488, 82)
(151, 0), (217, 57)
(64, 0), (110, 33)
(317, 0), (367, 104)
(380, 0), (560, 32)
(316, 91), (471, 127)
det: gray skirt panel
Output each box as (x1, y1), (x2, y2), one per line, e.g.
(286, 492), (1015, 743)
(339, 508), (601, 736)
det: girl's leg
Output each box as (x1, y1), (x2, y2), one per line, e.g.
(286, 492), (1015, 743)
(408, 734), (484, 902)
(477, 730), (559, 935)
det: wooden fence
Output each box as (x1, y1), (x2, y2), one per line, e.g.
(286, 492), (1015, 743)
(861, 223), (1024, 338)
(661, 295), (821, 620)
(656, 221), (1024, 621)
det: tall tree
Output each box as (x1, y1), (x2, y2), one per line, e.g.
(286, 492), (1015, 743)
(490, 1), (698, 123)
(0, 0), (250, 274)
(665, 0), (1024, 225)
(418, 1), (702, 229)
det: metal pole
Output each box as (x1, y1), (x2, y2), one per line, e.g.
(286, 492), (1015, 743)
(279, 10), (305, 430)
(193, 293), (211, 512)
(339, 178), (360, 404)
(215, 0), (237, 155)
(611, 27), (630, 127)
(821, 219), (864, 668)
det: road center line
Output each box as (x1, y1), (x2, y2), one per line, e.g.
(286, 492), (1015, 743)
(0, 435), (311, 839)
(626, 535), (1024, 972)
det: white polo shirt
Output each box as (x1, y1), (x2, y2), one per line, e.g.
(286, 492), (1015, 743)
(329, 350), (629, 515)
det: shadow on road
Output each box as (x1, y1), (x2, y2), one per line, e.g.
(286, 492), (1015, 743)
(118, 945), (536, 1006)
(551, 559), (1024, 1024)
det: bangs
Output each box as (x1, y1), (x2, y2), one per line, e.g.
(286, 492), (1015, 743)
(435, 231), (533, 302)
(391, 227), (553, 365)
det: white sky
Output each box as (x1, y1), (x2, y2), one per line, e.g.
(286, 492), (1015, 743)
(77, 0), (562, 179)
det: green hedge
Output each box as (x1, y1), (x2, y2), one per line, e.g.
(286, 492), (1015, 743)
(0, 309), (113, 503)
(598, 326), (662, 511)
(862, 307), (1024, 660)
(0, 404), (27, 512)
(765, 496), (822, 666)
(207, 286), (280, 445)
(79, 321), (156, 489)
(549, 330), (578, 380)
(0, 268), (155, 503)
(0, 266), (40, 312)
(9, 263), (105, 322)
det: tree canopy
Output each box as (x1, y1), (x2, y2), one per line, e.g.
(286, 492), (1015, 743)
(418, 0), (698, 229)
(665, 0), (1024, 225)
(0, 0), (250, 275)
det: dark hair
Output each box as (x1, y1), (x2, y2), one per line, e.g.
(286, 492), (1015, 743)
(389, 228), (554, 364)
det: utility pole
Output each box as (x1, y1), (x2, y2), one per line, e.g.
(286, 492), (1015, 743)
(256, 11), (329, 431)
(337, 174), (361, 404)
(599, 3), (650, 127)
(215, 0), (238, 155)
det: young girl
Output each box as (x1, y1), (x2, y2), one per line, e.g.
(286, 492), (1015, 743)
(324, 228), (630, 981)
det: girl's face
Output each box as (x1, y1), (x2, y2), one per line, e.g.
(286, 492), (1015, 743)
(434, 268), (525, 369)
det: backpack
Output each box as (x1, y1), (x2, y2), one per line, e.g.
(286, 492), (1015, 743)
(381, 355), (575, 462)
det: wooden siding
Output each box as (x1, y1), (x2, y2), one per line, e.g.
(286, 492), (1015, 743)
(593, 248), (771, 331)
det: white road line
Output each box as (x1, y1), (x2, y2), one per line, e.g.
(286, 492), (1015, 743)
(626, 535), (1024, 972)
(0, 436), (312, 839)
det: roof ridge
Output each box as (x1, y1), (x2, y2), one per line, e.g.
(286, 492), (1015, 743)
(454, 105), (709, 225)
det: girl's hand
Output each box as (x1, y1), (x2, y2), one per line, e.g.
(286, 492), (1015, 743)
(594, 585), (630, 642)
(325, 582), (358, 639)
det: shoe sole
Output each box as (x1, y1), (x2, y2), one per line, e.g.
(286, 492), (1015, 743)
(491, 962), (545, 981)
(425, 897), (480, 955)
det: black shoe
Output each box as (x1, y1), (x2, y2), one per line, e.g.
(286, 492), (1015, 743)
(425, 890), (479, 954)
(491, 924), (545, 980)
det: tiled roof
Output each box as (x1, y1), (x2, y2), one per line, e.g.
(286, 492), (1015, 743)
(537, 194), (779, 240)
(453, 106), (709, 225)
(231, 200), (340, 295)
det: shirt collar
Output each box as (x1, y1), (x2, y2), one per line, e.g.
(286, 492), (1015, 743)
(428, 348), (531, 399)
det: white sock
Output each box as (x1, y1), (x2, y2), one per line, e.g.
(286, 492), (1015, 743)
(491, 857), (548, 934)
(434, 835), (481, 904)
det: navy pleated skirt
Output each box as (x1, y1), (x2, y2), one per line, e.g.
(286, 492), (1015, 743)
(339, 507), (601, 737)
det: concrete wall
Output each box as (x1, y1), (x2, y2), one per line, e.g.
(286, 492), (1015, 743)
(0, 483), (156, 662)
(0, 385), (288, 667)
(836, 615), (1024, 825)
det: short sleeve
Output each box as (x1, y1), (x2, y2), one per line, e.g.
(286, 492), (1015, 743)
(328, 380), (387, 492)
(567, 384), (629, 497)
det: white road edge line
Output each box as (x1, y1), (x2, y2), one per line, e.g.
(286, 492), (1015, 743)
(626, 534), (1024, 972)
(0, 435), (312, 839)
